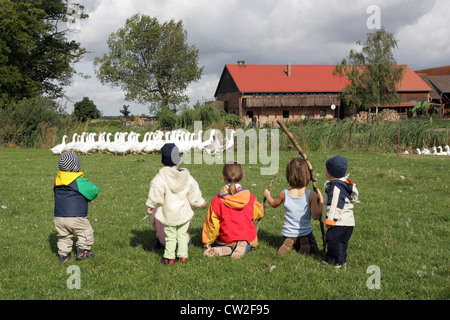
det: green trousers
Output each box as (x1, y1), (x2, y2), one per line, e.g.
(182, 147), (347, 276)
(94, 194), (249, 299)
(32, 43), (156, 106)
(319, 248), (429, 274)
(163, 220), (191, 260)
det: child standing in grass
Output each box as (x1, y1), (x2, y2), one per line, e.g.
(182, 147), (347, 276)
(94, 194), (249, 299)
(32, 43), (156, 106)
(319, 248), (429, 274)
(146, 143), (206, 265)
(53, 152), (99, 264)
(202, 162), (264, 259)
(264, 157), (323, 256)
(321, 155), (359, 269)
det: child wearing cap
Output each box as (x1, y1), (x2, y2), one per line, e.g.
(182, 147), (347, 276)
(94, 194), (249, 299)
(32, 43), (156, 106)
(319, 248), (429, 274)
(146, 143), (207, 265)
(53, 152), (99, 264)
(322, 155), (359, 268)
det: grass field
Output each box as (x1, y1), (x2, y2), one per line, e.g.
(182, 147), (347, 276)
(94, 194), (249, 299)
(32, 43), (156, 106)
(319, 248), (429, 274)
(0, 147), (448, 301)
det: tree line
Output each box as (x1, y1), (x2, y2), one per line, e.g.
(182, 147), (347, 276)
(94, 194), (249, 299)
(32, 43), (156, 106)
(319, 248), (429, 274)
(1, 0), (407, 147)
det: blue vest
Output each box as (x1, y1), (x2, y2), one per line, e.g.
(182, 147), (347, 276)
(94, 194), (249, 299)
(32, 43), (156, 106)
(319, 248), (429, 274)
(282, 189), (312, 237)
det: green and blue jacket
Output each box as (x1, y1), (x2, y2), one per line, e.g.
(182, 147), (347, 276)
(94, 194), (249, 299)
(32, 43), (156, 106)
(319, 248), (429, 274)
(53, 171), (99, 217)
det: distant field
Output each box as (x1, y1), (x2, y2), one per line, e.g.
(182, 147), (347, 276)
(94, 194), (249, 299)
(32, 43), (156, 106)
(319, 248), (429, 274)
(0, 147), (448, 301)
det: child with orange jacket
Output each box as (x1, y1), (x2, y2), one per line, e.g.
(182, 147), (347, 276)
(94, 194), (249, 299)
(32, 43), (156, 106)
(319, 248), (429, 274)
(202, 162), (264, 259)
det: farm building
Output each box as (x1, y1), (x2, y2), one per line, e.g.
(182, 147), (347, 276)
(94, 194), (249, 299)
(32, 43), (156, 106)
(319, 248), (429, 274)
(416, 65), (450, 117)
(214, 62), (431, 126)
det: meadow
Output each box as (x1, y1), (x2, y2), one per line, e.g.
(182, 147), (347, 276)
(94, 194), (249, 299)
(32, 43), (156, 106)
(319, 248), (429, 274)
(0, 146), (448, 301)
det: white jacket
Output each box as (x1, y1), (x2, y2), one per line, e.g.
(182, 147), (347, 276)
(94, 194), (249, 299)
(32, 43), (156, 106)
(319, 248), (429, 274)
(146, 166), (205, 226)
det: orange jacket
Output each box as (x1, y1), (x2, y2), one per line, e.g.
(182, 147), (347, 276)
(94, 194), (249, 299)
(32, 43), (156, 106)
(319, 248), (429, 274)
(202, 186), (264, 247)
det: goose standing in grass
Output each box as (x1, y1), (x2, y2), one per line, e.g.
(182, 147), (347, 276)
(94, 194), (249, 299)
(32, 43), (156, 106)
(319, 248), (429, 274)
(78, 133), (97, 155)
(64, 133), (78, 152)
(224, 129), (236, 151)
(416, 148), (422, 155)
(72, 132), (87, 154)
(50, 135), (68, 154)
(422, 147), (430, 155)
(445, 145), (450, 155)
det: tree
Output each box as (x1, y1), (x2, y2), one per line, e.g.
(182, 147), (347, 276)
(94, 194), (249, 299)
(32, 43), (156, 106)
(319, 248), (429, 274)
(73, 97), (101, 122)
(119, 104), (131, 118)
(94, 14), (203, 114)
(0, 0), (88, 103)
(334, 28), (404, 121)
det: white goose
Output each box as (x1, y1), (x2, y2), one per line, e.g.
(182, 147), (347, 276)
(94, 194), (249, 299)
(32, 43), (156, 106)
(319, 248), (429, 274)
(445, 145), (450, 155)
(78, 133), (97, 155)
(50, 135), (68, 154)
(72, 132), (87, 154)
(422, 147), (431, 155)
(224, 129), (236, 151)
(64, 133), (78, 152)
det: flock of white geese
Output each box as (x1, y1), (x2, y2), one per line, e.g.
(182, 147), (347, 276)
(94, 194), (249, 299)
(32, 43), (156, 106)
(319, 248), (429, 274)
(407, 145), (450, 156)
(50, 129), (236, 156)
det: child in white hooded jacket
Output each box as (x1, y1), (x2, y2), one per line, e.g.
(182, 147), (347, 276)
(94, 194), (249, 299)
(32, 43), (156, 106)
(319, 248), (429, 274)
(146, 143), (206, 264)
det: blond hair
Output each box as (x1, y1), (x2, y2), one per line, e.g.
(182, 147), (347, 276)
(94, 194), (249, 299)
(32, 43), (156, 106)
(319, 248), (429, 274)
(285, 157), (310, 188)
(222, 162), (243, 195)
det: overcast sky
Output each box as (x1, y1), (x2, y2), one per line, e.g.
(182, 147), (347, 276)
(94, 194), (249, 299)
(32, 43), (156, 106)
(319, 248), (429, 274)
(60, 0), (450, 116)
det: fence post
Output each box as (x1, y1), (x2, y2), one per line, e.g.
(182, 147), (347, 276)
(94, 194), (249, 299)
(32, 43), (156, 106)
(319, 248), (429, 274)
(397, 122), (400, 157)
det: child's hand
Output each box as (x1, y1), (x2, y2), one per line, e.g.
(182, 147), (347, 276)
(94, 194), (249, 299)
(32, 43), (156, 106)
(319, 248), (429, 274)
(204, 243), (211, 250)
(147, 207), (154, 214)
(263, 189), (271, 199)
(199, 201), (207, 209)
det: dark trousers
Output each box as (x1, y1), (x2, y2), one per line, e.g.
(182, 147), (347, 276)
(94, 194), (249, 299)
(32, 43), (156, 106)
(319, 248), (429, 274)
(324, 226), (353, 265)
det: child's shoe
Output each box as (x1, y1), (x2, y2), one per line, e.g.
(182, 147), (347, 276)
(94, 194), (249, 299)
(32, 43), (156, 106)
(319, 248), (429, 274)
(277, 237), (296, 255)
(158, 258), (176, 265)
(76, 248), (95, 260)
(230, 241), (247, 259)
(177, 257), (188, 263)
(203, 246), (232, 257)
(58, 254), (71, 264)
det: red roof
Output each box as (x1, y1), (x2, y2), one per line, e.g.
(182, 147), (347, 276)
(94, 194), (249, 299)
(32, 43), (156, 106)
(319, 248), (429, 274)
(222, 64), (431, 94)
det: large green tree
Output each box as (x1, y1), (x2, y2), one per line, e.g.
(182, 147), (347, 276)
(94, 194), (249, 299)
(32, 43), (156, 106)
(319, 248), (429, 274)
(94, 14), (204, 114)
(73, 96), (101, 122)
(0, 0), (88, 103)
(334, 28), (404, 120)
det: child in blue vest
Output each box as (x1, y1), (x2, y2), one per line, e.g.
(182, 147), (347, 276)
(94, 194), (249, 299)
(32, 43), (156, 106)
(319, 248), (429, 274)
(322, 155), (359, 269)
(53, 152), (99, 264)
(264, 157), (323, 255)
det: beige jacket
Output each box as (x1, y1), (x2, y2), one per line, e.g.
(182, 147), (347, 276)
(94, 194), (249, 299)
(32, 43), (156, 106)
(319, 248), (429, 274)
(146, 167), (205, 226)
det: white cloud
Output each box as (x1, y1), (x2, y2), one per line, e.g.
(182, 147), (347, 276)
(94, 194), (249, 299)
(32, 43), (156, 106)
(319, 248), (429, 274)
(61, 0), (449, 116)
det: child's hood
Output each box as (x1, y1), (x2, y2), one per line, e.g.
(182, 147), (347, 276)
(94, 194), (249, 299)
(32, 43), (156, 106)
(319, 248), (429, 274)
(218, 185), (251, 209)
(158, 166), (191, 193)
(54, 171), (84, 186)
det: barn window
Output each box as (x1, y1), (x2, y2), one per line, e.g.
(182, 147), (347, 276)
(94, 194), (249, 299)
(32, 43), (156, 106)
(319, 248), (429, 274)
(320, 110), (326, 117)
(283, 110), (289, 118)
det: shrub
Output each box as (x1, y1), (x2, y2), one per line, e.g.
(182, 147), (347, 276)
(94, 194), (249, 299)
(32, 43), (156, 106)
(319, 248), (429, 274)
(0, 96), (66, 147)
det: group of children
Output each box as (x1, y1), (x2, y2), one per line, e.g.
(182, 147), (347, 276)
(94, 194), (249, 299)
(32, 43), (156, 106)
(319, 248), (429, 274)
(53, 143), (359, 268)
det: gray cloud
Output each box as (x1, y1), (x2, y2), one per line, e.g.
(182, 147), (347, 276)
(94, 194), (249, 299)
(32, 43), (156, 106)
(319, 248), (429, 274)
(62, 0), (449, 116)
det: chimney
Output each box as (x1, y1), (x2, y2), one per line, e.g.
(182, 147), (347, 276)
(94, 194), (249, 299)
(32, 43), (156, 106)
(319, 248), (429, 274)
(286, 63), (292, 77)
(237, 60), (246, 67)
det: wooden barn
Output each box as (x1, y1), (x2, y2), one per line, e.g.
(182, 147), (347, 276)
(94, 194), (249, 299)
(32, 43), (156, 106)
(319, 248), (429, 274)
(214, 62), (431, 126)
(416, 65), (450, 117)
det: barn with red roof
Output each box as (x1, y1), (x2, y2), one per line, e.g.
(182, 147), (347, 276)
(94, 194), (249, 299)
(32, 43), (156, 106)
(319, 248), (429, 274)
(214, 62), (431, 125)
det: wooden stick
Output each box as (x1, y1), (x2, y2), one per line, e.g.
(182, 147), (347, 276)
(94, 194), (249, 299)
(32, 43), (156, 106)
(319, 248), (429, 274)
(257, 175), (275, 232)
(277, 120), (326, 252)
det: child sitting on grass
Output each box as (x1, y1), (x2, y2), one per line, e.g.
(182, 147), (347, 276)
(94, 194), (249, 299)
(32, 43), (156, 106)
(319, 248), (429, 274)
(202, 162), (264, 259)
(322, 155), (359, 269)
(53, 152), (99, 264)
(146, 143), (206, 265)
(264, 157), (323, 256)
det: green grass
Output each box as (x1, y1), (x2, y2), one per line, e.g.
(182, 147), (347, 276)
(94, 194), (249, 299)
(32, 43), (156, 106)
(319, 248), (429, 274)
(0, 147), (448, 300)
